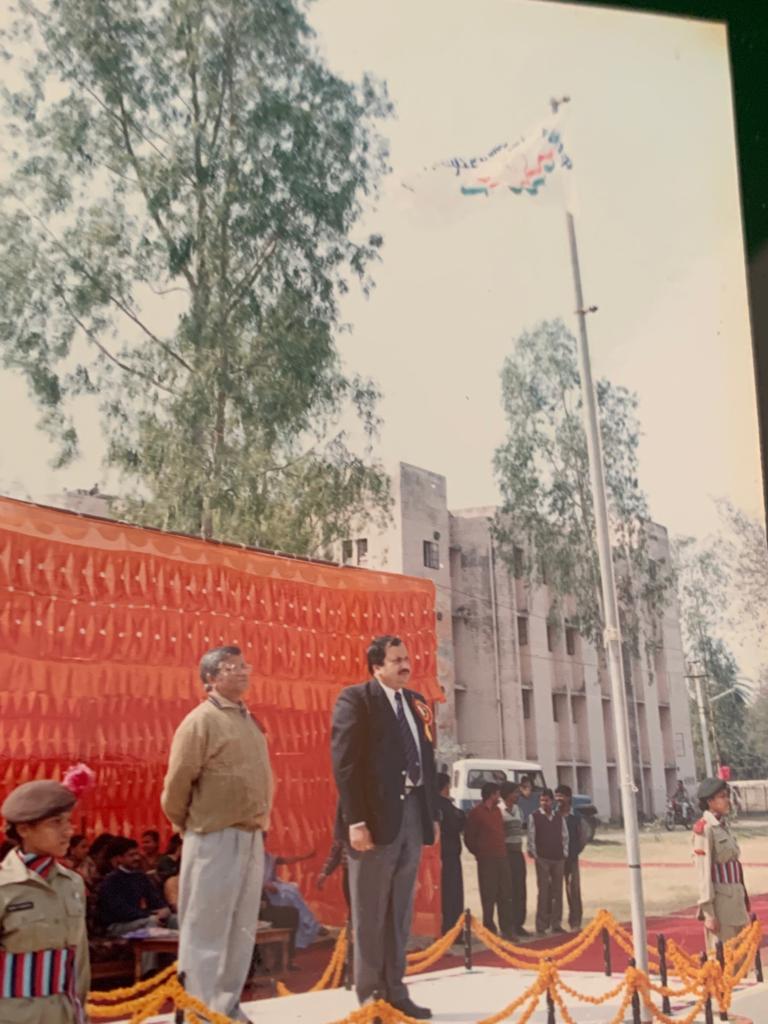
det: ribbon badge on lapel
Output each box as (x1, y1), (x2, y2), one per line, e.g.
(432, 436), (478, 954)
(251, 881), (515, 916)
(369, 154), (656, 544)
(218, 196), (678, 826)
(412, 699), (434, 743)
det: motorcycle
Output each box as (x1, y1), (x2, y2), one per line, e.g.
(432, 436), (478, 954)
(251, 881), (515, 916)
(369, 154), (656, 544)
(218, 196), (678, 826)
(664, 797), (693, 830)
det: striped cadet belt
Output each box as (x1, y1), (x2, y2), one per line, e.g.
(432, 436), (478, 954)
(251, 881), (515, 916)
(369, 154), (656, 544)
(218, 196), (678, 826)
(0, 946), (76, 999)
(711, 860), (744, 885)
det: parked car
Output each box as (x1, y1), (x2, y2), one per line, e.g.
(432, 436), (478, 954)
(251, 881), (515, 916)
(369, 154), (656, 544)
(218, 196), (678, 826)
(450, 757), (600, 842)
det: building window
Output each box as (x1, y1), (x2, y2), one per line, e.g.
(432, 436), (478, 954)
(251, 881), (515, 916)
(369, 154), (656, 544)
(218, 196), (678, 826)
(341, 540), (353, 564)
(546, 623), (557, 652)
(517, 615), (528, 647)
(552, 694), (559, 722)
(565, 625), (577, 656)
(513, 545), (525, 578)
(522, 690), (531, 720)
(356, 538), (368, 566)
(423, 540), (440, 570)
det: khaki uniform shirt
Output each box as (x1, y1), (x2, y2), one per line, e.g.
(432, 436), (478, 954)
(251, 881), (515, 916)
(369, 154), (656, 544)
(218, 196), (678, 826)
(692, 810), (749, 942)
(0, 850), (90, 1024)
(161, 694), (273, 834)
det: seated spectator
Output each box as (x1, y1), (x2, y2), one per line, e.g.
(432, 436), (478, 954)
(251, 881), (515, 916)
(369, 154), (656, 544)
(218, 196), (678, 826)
(98, 837), (178, 937)
(164, 873), (180, 914)
(155, 833), (183, 883)
(77, 832), (116, 932)
(62, 833), (89, 869)
(263, 843), (323, 949)
(89, 832), (117, 884)
(139, 829), (161, 873)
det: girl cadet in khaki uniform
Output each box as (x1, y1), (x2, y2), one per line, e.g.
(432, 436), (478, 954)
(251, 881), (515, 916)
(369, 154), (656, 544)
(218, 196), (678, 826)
(1, 773), (92, 1024)
(693, 776), (750, 952)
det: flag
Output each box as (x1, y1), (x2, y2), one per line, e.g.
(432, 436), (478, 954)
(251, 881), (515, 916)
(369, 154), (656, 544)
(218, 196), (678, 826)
(400, 114), (575, 219)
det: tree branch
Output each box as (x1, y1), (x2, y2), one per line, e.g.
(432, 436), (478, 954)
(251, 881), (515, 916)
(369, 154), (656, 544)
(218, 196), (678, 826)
(13, 196), (195, 374)
(225, 235), (280, 315)
(58, 292), (179, 397)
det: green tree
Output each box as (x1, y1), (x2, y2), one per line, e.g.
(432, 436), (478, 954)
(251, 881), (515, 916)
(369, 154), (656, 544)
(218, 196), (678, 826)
(0, 0), (392, 551)
(672, 536), (767, 778)
(716, 499), (768, 665)
(492, 319), (670, 649)
(493, 319), (673, 816)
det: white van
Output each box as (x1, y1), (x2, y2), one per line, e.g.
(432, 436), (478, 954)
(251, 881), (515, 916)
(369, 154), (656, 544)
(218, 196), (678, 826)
(450, 758), (547, 812)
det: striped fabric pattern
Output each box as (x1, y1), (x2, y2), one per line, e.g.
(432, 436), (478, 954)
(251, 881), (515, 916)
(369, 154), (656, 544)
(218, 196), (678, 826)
(0, 946), (75, 999)
(18, 850), (55, 879)
(712, 859), (744, 885)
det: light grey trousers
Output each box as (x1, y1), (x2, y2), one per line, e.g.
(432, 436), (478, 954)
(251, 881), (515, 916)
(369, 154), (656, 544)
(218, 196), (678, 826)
(347, 790), (424, 1005)
(178, 828), (264, 1022)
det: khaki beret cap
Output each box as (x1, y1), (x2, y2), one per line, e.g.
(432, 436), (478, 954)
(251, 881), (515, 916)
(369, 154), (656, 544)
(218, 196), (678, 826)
(696, 777), (728, 802)
(1, 780), (77, 824)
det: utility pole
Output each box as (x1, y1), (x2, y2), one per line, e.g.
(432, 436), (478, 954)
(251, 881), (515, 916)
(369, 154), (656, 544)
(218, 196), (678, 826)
(686, 664), (714, 777)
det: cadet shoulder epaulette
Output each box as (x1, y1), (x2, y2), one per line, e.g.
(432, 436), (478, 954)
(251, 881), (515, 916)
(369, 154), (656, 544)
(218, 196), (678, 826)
(693, 818), (707, 835)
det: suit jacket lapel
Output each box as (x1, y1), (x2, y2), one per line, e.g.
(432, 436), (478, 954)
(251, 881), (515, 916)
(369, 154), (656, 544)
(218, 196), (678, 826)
(367, 678), (400, 735)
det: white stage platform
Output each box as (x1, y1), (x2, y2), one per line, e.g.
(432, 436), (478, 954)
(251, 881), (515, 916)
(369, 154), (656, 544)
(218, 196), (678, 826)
(124, 965), (766, 1023)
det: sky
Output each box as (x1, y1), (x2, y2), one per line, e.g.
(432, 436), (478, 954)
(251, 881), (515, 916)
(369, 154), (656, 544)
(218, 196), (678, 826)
(0, 0), (764, 669)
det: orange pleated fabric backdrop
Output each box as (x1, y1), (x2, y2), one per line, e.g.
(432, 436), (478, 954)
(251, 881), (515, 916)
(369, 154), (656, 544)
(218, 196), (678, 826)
(0, 497), (443, 933)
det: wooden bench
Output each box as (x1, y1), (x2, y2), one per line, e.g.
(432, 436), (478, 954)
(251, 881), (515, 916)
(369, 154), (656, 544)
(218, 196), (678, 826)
(131, 927), (292, 982)
(88, 937), (134, 985)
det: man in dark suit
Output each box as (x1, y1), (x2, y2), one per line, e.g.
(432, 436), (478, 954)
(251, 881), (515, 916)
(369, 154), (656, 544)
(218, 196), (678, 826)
(437, 771), (465, 936)
(331, 635), (439, 1020)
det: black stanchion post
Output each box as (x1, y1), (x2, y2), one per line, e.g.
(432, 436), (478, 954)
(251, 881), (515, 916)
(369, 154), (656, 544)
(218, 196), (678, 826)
(628, 958), (641, 1024)
(545, 964), (556, 1024)
(463, 909), (473, 972)
(602, 927), (612, 977)
(344, 918), (353, 991)
(657, 935), (672, 1017)
(175, 971), (185, 1024)
(751, 913), (764, 982)
(716, 937), (729, 1019)
(701, 952), (714, 1024)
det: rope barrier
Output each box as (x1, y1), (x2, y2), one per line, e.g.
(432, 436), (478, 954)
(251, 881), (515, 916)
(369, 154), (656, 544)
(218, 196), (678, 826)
(85, 910), (763, 1023)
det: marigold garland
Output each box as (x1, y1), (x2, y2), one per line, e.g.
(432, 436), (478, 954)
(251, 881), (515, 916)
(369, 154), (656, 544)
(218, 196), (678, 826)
(85, 910), (763, 1024)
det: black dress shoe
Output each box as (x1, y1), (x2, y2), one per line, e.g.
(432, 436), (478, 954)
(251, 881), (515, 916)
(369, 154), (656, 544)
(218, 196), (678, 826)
(389, 997), (432, 1019)
(551, 925), (567, 934)
(516, 927), (532, 937)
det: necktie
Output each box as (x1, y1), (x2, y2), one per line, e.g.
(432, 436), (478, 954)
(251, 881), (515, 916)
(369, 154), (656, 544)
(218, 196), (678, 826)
(395, 691), (421, 786)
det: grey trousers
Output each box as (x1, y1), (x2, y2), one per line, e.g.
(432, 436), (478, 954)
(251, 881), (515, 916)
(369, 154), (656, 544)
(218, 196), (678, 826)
(535, 857), (565, 932)
(564, 858), (583, 929)
(476, 856), (515, 937)
(347, 790), (424, 1004)
(178, 828), (264, 1022)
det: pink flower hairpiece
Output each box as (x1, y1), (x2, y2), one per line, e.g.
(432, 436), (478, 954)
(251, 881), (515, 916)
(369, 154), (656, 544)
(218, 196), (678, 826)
(62, 763), (96, 798)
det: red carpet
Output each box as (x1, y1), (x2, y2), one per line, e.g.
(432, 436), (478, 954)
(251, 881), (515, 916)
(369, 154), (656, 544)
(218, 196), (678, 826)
(248, 895), (768, 997)
(453, 893), (768, 976)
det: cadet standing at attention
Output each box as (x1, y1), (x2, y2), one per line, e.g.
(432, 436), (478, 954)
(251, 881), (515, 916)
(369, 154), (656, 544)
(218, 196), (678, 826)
(693, 776), (750, 951)
(1, 767), (93, 1024)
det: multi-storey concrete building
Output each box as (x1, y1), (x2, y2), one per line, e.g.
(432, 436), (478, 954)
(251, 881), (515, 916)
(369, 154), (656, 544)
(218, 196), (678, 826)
(337, 462), (696, 821)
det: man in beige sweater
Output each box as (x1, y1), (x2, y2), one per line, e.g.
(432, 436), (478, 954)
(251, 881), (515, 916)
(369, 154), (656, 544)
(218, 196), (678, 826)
(162, 646), (273, 1022)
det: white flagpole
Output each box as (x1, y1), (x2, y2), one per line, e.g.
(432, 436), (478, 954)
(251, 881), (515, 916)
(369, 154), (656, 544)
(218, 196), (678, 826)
(554, 98), (650, 1009)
